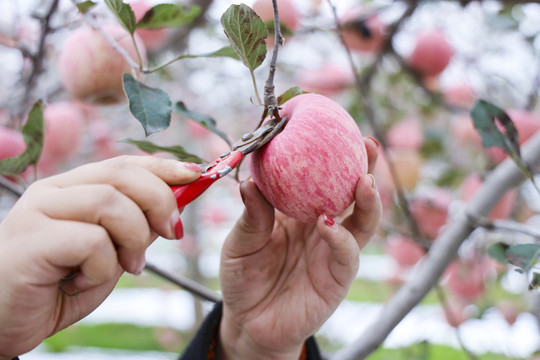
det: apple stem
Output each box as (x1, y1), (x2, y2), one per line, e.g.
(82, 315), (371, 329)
(262, 0), (284, 119)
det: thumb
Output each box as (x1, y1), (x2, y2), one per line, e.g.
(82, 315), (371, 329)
(222, 181), (275, 258)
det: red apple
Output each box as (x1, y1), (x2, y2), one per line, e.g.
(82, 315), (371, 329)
(385, 234), (425, 267)
(408, 29), (454, 77)
(252, 0), (300, 47)
(297, 64), (354, 97)
(442, 298), (473, 328)
(445, 258), (486, 301)
(374, 149), (423, 193)
(386, 117), (424, 151)
(341, 10), (387, 53)
(38, 102), (86, 174)
(460, 173), (517, 219)
(129, 0), (169, 51)
(497, 300), (520, 326)
(0, 127), (26, 161)
(410, 188), (453, 240)
(59, 25), (147, 104)
(249, 94), (367, 222)
(443, 82), (476, 110)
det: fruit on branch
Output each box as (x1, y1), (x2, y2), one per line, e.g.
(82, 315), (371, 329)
(408, 29), (454, 77)
(442, 298), (473, 328)
(445, 257), (488, 301)
(460, 173), (517, 219)
(386, 117), (424, 151)
(443, 82), (476, 110)
(0, 127), (26, 162)
(129, 0), (169, 51)
(341, 9), (387, 53)
(59, 25), (147, 104)
(374, 149), (423, 193)
(385, 234), (425, 267)
(39, 102), (85, 174)
(249, 93), (367, 223)
(496, 300), (520, 326)
(297, 63), (354, 97)
(410, 188), (453, 240)
(252, 0), (300, 46)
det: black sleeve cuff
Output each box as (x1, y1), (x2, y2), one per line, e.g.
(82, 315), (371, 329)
(179, 301), (323, 360)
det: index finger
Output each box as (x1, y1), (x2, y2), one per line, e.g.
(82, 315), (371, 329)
(38, 156), (201, 239)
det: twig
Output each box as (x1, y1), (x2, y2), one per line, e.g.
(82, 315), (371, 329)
(434, 285), (479, 360)
(467, 214), (540, 241)
(0, 176), (24, 198)
(15, 0), (60, 118)
(327, 0), (426, 247)
(263, 0), (283, 115)
(144, 262), (221, 303)
(331, 131), (540, 360)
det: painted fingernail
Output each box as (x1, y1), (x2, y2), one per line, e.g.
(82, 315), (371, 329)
(368, 174), (376, 190)
(367, 136), (379, 148)
(323, 213), (337, 229)
(174, 218), (184, 240)
(183, 162), (202, 173)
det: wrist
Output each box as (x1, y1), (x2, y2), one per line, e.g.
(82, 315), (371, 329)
(216, 313), (304, 360)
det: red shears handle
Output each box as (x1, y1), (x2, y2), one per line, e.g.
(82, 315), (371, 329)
(170, 150), (244, 208)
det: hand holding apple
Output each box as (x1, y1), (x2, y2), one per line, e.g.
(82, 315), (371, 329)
(218, 137), (381, 359)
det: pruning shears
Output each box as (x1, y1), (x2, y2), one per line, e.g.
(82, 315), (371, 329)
(170, 116), (287, 209)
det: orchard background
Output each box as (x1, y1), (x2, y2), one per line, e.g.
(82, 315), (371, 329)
(2, 0), (540, 359)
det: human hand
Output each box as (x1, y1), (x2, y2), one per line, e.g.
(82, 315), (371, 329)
(217, 138), (382, 360)
(0, 156), (201, 359)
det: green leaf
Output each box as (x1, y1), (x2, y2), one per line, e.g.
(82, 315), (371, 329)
(0, 100), (44, 176)
(135, 4), (201, 29)
(76, 0), (97, 13)
(470, 100), (520, 155)
(220, 4), (268, 71)
(488, 242), (509, 265)
(277, 86), (305, 105)
(105, 0), (137, 35)
(123, 73), (172, 136)
(174, 101), (232, 148)
(123, 139), (205, 164)
(505, 243), (540, 271)
(471, 99), (540, 194)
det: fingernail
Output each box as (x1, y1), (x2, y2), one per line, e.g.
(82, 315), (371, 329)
(169, 209), (182, 239)
(323, 213), (337, 229)
(183, 162), (202, 173)
(135, 254), (146, 275)
(367, 136), (379, 148)
(368, 174), (376, 190)
(174, 218), (184, 240)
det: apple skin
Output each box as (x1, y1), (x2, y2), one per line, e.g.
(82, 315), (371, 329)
(410, 188), (453, 240)
(408, 29), (454, 77)
(385, 234), (425, 268)
(38, 102), (86, 175)
(341, 11), (387, 53)
(445, 258), (486, 301)
(0, 127), (26, 161)
(297, 64), (354, 97)
(129, 0), (168, 51)
(249, 94), (368, 223)
(252, 0), (300, 47)
(443, 82), (476, 110)
(460, 173), (517, 220)
(386, 118), (424, 151)
(59, 25), (147, 104)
